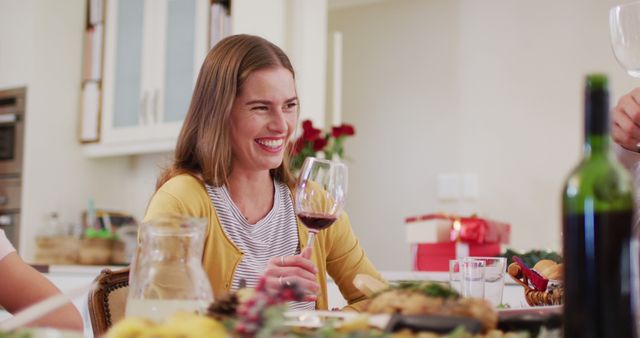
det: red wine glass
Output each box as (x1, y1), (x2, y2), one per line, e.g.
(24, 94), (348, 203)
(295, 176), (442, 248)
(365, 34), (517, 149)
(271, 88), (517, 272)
(295, 157), (348, 252)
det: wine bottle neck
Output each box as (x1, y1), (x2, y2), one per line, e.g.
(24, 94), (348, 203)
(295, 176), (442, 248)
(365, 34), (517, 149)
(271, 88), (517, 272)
(584, 88), (608, 132)
(583, 86), (609, 156)
(583, 134), (610, 156)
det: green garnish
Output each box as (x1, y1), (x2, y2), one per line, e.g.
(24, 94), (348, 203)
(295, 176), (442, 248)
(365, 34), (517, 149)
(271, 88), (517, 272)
(394, 281), (460, 299)
(501, 248), (562, 267)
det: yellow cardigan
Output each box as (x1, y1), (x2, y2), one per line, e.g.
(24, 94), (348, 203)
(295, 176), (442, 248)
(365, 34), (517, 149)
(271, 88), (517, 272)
(143, 174), (383, 311)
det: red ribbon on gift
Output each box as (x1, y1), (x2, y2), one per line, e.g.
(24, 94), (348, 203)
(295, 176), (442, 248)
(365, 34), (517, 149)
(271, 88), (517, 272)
(452, 216), (489, 244)
(405, 213), (491, 244)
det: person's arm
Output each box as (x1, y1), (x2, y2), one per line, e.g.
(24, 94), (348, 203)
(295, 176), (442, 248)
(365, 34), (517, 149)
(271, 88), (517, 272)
(324, 213), (384, 312)
(0, 253), (83, 331)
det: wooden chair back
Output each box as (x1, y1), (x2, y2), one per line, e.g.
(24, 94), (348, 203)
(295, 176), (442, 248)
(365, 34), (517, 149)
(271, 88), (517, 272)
(87, 267), (130, 337)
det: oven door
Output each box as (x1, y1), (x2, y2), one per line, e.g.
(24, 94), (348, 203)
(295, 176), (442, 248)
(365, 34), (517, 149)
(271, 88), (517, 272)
(0, 115), (23, 175)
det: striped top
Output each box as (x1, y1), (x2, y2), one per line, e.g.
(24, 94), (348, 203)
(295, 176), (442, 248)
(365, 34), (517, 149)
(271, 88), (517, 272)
(205, 180), (314, 310)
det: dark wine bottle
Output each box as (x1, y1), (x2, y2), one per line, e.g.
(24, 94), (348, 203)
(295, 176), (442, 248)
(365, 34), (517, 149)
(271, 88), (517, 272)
(562, 74), (636, 338)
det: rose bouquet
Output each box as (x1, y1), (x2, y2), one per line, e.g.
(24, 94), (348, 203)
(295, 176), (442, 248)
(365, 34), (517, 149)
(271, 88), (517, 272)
(290, 120), (355, 172)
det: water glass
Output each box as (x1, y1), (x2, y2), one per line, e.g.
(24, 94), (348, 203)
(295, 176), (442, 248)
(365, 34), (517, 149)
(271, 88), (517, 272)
(471, 257), (507, 307)
(449, 259), (462, 293)
(460, 259), (485, 299)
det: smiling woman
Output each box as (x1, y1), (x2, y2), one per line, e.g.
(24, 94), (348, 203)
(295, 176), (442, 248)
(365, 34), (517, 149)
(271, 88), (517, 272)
(144, 34), (383, 312)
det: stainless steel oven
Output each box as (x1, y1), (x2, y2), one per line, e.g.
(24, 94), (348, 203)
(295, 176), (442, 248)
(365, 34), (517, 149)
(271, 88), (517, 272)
(0, 88), (25, 175)
(0, 88), (25, 250)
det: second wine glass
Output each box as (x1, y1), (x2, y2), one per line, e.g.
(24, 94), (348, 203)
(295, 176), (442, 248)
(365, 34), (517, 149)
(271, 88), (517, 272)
(295, 157), (348, 251)
(610, 1), (640, 77)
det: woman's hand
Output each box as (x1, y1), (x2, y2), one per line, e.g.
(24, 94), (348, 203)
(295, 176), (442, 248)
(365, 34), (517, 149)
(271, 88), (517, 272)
(613, 88), (640, 152)
(263, 247), (319, 301)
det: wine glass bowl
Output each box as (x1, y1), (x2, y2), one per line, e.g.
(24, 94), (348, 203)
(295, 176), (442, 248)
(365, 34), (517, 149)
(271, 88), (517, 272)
(295, 157), (348, 246)
(610, 2), (640, 77)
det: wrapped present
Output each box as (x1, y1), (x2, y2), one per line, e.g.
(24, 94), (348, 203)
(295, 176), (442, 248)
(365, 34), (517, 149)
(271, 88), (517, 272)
(405, 213), (510, 271)
(411, 242), (502, 271)
(405, 213), (511, 244)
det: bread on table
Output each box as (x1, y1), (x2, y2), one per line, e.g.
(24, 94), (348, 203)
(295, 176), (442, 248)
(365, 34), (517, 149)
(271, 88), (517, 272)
(533, 259), (563, 280)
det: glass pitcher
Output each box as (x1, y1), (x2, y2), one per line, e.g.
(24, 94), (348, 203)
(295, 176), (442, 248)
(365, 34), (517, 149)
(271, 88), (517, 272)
(125, 214), (213, 322)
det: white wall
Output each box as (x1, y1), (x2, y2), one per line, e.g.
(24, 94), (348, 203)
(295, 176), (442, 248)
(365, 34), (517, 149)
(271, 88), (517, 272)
(124, 153), (174, 221)
(329, 0), (463, 270)
(0, 0), (133, 259)
(455, 0), (635, 253)
(0, 1), (35, 87)
(329, 0), (637, 270)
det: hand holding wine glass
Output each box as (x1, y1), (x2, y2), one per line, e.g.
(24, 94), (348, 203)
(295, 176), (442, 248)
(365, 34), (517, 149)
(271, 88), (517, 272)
(610, 2), (640, 152)
(295, 157), (348, 253)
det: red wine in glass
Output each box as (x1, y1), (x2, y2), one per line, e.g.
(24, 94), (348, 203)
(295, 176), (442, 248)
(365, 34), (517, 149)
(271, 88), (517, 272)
(295, 157), (348, 251)
(296, 212), (338, 231)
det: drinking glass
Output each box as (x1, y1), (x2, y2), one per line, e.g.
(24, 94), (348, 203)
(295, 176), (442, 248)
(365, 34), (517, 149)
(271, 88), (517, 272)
(449, 259), (462, 293)
(460, 259), (485, 299)
(295, 157), (348, 251)
(469, 257), (507, 307)
(610, 2), (640, 77)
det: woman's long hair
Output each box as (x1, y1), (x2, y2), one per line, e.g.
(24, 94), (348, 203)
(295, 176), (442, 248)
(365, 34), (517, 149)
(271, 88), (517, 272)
(156, 34), (297, 190)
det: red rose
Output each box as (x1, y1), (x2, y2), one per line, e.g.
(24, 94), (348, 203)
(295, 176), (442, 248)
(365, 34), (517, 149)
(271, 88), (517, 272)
(331, 124), (356, 138)
(302, 120), (314, 132)
(303, 127), (322, 141)
(341, 124), (355, 136)
(331, 126), (342, 138)
(313, 138), (328, 151)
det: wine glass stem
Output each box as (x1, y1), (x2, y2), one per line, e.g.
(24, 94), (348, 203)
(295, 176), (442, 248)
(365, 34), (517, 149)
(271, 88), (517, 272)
(305, 231), (317, 252)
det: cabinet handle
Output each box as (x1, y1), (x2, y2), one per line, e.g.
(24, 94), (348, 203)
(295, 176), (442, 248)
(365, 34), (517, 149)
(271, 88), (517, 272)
(139, 91), (148, 125)
(152, 89), (159, 124)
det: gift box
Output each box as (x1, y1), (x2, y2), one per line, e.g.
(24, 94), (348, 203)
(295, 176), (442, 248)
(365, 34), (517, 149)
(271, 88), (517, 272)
(405, 213), (510, 272)
(411, 242), (502, 271)
(405, 214), (511, 244)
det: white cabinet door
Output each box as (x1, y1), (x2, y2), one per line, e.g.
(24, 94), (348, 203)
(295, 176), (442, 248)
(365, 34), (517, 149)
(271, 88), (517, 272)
(102, 0), (146, 143)
(99, 0), (208, 148)
(160, 0), (208, 125)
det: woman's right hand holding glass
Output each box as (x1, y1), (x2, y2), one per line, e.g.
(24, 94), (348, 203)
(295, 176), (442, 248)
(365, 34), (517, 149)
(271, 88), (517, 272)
(613, 88), (640, 152)
(263, 247), (319, 301)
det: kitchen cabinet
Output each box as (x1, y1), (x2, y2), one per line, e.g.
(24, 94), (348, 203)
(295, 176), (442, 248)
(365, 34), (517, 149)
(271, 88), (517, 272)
(83, 0), (327, 157)
(84, 0), (209, 157)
